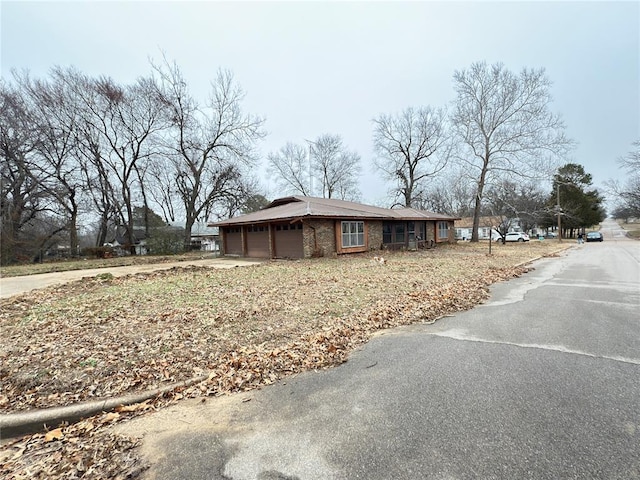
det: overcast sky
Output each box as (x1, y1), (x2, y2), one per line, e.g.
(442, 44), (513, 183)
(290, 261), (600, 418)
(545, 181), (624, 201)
(2, 1), (638, 208)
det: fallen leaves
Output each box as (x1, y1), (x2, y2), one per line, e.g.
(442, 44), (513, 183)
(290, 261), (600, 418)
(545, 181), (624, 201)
(0, 242), (569, 479)
(43, 429), (63, 442)
(0, 410), (150, 479)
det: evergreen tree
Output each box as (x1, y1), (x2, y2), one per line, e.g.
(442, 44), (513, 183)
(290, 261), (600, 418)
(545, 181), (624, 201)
(542, 164), (605, 236)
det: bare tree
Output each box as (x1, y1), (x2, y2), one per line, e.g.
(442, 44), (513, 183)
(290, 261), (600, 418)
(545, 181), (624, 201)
(77, 118), (119, 248)
(0, 78), (52, 264)
(373, 106), (451, 207)
(610, 140), (640, 218)
(267, 142), (312, 196)
(423, 166), (475, 216)
(268, 135), (361, 200)
(152, 60), (265, 246)
(147, 155), (180, 223)
(451, 61), (573, 241)
(485, 180), (547, 234)
(16, 70), (90, 256)
(0, 77), (70, 263)
(619, 140), (640, 171)
(49, 66), (119, 248)
(309, 134), (361, 200)
(81, 75), (167, 253)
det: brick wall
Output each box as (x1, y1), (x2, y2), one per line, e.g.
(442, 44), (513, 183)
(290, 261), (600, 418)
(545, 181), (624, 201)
(303, 219), (385, 257)
(303, 219), (336, 257)
(426, 222), (436, 244)
(368, 220), (383, 251)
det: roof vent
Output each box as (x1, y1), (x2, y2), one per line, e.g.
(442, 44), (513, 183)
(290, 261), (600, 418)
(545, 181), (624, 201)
(306, 202), (312, 215)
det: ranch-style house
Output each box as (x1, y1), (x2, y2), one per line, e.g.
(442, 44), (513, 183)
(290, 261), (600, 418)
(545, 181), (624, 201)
(210, 196), (459, 259)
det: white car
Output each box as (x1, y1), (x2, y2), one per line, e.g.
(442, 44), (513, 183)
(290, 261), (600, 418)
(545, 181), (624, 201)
(504, 232), (530, 242)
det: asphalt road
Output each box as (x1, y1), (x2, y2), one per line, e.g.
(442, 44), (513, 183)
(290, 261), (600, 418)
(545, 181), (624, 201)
(118, 220), (640, 479)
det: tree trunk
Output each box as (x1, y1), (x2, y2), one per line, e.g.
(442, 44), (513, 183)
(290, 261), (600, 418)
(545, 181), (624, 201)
(184, 215), (195, 252)
(471, 193), (482, 242)
(124, 198), (136, 255)
(95, 213), (109, 248)
(69, 207), (79, 257)
(471, 158), (489, 242)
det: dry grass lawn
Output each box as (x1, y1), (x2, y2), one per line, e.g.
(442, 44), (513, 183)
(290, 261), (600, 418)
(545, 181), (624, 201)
(0, 240), (571, 479)
(0, 251), (217, 278)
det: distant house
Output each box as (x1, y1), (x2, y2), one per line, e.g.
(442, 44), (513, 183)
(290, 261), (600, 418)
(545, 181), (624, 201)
(105, 228), (148, 255)
(210, 196), (459, 259)
(190, 223), (220, 252)
(454, 216), (523, 241)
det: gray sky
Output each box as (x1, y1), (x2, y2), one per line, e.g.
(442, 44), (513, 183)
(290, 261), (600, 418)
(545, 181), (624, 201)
(2, 1), (638, 207)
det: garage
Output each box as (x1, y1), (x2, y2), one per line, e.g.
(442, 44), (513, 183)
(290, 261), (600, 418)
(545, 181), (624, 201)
(246, 225), (270, 257)
(273, 223), (304, 259)
(224, 227), (243, 255)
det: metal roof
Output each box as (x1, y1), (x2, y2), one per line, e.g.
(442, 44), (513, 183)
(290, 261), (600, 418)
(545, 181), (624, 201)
(210, 196), (459, 227)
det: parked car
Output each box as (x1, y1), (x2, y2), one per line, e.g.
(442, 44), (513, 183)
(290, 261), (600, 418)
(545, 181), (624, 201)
(504, 232), (530, 242)
(545, 232), (558, 238)
(586, 231), (603, 242)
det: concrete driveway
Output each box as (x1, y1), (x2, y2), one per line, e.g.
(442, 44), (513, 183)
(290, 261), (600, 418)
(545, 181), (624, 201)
(0, 257), (263, 299)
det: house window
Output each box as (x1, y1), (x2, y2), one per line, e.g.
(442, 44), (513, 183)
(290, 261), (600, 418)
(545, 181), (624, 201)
(438, 221), (449, 240)
(395, 224), (405, 243)
(383, 224), (392, 244)
(383, 222), (411, 245)
(341, 221), (365, 248)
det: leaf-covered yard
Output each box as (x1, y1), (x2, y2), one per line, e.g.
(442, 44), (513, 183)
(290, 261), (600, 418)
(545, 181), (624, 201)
(0, 242), (569, 479)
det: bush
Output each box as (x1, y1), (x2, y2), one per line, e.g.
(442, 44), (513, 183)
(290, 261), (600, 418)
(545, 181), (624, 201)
(146, 227), (185, 255)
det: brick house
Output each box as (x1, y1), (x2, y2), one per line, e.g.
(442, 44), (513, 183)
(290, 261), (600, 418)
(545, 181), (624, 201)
(210, 196), (459, 259)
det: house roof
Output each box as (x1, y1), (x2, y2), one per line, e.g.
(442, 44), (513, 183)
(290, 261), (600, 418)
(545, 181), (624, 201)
(107, 228), (147, 245)
(210, 196), (459, 227)
(191, 223), (219, 237)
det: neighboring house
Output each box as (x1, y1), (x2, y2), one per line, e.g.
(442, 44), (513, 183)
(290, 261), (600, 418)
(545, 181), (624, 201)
(454, 216), (523, 240)
(210, 196), (459, 259)
(190, 223), (220, 252)
(105, 228), (148, 255)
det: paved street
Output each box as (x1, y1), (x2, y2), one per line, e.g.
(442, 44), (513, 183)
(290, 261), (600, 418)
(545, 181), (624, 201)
(119, 220), (639, 479)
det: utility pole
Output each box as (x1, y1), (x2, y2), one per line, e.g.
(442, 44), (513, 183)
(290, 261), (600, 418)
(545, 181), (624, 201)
(556, 183), (562, 242)
(304, 138), (316, 197)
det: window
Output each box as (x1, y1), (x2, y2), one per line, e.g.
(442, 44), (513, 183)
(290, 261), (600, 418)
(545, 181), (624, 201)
(382, 224), (392, 244)
(341, 221), (365, 248)
(438, 221), (449, 239)
(394, 224), (405, 243)
(382, 222), (412, 245)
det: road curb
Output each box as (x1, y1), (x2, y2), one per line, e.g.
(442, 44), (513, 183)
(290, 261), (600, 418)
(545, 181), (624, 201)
(0, 374), (209, 439)
(512, 245), (573, 269)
